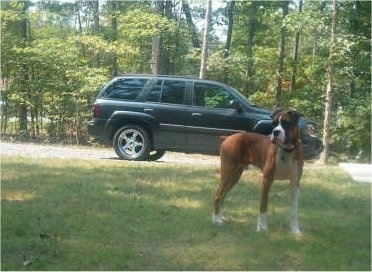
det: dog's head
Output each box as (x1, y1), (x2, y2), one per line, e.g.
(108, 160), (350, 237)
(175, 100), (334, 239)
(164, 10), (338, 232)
(270, 109), (301, 150)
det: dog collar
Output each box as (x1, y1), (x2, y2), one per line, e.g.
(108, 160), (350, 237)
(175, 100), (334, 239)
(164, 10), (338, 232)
(278, 143), (295, 153)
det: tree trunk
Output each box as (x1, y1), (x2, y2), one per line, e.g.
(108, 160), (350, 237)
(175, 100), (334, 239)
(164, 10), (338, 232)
(19, 1), (30, 134)
(91, 0), (99, 34)
(224, 0), (235, 53)
(91, 0), (100, 67)
(244, 2), (258, 95)
(75, 2), (85, 58)
(151, 1), (163, 74)
(319, 0), (338, 164)
(290, 0), (302, 92)
(151, 35), (161, 74)
(199, 0), (212, 79)
(75, 2), (83, 34)
(110, 1), (118, 77)
(223, 0), (235, 83)
(182, 0), (200, 48)
(274, 1), (289, 108)
(151, 1), (170, 75)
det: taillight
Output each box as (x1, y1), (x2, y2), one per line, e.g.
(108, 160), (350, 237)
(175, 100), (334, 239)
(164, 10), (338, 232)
(92, 103), (101, 118)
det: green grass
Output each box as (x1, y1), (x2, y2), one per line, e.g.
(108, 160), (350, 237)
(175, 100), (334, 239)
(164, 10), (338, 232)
(1, 156), (371, 271)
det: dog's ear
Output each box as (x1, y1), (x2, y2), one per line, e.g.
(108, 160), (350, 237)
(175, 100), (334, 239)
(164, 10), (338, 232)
(271, 108), (282, 119)
(289, 110), (301, 123)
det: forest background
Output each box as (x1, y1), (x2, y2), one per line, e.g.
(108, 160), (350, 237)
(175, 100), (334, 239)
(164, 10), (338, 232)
(1, 0), (370, 163)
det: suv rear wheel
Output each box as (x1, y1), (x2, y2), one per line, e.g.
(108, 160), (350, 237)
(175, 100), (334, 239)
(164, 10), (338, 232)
(113, 125), (150, 160)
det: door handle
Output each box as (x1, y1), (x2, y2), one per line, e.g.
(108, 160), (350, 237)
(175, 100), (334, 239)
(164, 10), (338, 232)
(144, 108), (154, 113)
(191, 112), (202, 117)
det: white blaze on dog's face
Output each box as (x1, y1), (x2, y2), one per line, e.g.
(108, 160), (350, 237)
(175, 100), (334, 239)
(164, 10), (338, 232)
(271, 116), (286, 144)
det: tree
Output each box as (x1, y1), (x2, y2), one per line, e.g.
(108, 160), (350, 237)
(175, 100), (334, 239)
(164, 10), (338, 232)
(19, 1), (32, 134)
(199, 0), (212, 79)
(274, 1), (289, 108)
(222, 0), (235, 83)
(319, 0), (338, 164)
(90, 0), (100, 34)
(181, 0), (200, 48)
(151, 0), (173, 75)
(290, 0), (302, 92)
(108, 0), (118, 77)
(243, 1), (259, 95)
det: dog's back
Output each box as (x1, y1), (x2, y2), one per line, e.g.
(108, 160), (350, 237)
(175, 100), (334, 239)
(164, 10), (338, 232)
(220, 132), (272, 169)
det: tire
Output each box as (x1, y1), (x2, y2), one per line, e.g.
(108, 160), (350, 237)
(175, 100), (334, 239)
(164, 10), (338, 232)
(147, 149), (166, 161)
(113, 125), (150, 161)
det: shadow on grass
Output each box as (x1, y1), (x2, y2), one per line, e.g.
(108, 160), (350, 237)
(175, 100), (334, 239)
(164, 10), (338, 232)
(1, 158), (371, 271)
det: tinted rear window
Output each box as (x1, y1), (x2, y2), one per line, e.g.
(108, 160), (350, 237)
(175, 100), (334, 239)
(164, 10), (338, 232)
(100, 78), (148, 100)
(146, 79), (186, 105)
(161, 80), (185, 104)
(146, 79), (162, 102)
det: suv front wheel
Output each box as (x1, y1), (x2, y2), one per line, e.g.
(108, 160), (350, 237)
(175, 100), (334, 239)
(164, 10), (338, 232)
(113, 125), (150, 160)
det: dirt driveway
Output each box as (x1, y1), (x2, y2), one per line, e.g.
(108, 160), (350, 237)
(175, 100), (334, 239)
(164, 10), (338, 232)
(2, 142), (371, 182)
(0, 141), (220, 166)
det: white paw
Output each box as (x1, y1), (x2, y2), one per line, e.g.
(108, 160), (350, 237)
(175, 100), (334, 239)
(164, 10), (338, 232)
(213, 213), (226, 225)
(290, 224), (302, 234)
(257, 213), (268, 232)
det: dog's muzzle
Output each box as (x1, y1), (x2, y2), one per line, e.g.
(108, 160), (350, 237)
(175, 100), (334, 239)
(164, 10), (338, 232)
(271, 125), (295, 152)
(271, 124), (285, 144)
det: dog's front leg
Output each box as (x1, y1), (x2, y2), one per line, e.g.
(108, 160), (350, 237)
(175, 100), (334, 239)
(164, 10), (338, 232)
(289, 178), (301, 234)
(257, 173), (274, 232)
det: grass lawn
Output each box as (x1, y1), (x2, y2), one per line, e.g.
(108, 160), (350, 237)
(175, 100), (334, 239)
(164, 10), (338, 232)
(1, 156), (371, 271)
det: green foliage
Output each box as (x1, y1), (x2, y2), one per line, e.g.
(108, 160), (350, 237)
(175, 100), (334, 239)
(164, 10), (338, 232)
(2, 35), (108, 140)
(119, 8), (176, 39)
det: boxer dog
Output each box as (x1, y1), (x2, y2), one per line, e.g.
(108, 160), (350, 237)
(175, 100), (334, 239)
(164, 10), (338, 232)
(213, 109), (303, 234)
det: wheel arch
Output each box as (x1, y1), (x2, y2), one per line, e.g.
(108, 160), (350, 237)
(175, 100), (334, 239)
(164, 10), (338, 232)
(108, 113), (158, 149)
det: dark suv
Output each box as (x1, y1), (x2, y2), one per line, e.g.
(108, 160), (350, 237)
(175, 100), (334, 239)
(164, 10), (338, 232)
(87, 74), (323, 161)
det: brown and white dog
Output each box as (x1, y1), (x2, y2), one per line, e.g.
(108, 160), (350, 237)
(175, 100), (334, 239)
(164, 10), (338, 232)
(213, 109), (303, 234)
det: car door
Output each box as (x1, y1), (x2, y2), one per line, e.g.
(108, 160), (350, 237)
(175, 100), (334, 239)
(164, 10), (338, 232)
(143, 78), (191, 150)
(187, 82), (250, 154)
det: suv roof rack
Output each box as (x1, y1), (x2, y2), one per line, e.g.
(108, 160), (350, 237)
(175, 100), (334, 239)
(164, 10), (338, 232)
(120, 73), (199, 80)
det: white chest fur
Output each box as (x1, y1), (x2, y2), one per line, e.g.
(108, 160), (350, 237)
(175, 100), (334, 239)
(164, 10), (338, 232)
(274, 147), (298, 180)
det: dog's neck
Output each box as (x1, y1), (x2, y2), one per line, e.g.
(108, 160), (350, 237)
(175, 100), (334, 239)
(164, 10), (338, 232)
(275, 140), (301, 153)
(275, 143), (297, 164)
(279, 143), (295, 153)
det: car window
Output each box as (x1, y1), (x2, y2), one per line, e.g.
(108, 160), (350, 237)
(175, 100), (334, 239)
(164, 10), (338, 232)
(193, 83), (235, 109)
(160, 80), (185, 105)
(146, 79), (162, 102)
(100, 78), (148, 100)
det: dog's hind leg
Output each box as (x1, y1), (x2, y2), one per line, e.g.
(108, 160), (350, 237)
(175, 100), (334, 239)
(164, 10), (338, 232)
(213, 161), (243, 225)
(257, 172), (274, 232)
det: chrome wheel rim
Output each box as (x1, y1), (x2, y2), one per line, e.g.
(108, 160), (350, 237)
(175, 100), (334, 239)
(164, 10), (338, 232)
(118, 129), (145, 159)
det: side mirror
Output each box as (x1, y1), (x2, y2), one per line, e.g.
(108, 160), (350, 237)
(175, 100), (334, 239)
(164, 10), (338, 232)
(229, 99), (243, 113)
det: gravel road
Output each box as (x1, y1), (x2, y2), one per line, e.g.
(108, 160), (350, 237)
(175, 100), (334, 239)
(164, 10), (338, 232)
(0, 141), (220, 166)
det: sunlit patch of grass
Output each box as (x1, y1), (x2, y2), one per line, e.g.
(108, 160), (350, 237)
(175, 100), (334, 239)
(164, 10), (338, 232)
(1, 156), (371, 271)
(2, 190), (37, 202)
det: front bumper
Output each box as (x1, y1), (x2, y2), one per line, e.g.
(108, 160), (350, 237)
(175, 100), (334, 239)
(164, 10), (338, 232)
(302, 136), (324, 160)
